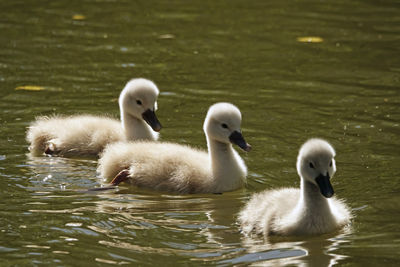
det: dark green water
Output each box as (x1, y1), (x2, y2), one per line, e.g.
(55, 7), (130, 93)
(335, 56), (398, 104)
(1, 0), (399, 265)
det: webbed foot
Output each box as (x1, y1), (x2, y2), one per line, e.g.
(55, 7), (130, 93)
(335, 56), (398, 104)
(110, 169), (130, 186)
(44, 142), (56, 155)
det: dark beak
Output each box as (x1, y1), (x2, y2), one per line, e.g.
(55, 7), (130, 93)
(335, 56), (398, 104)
(229, 131), (252, 152)
(315, 173), (334, 198)
(142, 109), (162, 132)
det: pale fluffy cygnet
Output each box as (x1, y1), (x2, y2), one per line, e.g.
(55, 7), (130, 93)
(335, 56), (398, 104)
(97, 102), (251, 194)
(239, 138), (351, 236)
(26, 78), (162, 157)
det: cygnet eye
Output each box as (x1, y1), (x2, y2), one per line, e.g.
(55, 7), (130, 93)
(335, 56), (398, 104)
(136, 100), (142, 105)
(221, 123), (228, 129)
(309, 162), (315, 169)
(329, 161), (332, 167)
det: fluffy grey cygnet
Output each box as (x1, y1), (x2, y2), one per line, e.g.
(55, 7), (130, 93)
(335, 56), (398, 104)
(98, 102), (251, 194)
(26, 78), (162, 157)
(239, 138), (351, 236)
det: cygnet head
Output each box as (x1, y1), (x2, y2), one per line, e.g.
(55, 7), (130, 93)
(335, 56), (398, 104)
(119, 78), (162, 132)
(296, 138), (336, 198)
(203, 102), (251, 152)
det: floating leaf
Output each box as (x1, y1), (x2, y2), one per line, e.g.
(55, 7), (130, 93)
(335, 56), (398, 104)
(15, 85), (45, 91)
(297, 36), (324, 43)
(159, 34), (175, 39)
(72, 14), (86, 20)
(15, 85), (63, 92)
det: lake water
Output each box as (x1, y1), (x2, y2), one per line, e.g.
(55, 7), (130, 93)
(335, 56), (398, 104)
(1, 0), (399, 265)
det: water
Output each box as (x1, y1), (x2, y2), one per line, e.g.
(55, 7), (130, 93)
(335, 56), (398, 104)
(1, 0), (399, 265)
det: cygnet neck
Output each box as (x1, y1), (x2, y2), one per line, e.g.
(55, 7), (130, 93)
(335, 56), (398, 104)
(121, 111), (154, 141)
(207, 138), (244, 191)
(298, 178), (332, 217)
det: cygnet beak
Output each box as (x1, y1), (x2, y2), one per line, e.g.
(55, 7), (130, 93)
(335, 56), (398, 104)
(229, 131), (252, 152)
(142, 109), (162, 132)
(315, 173), (334, 198)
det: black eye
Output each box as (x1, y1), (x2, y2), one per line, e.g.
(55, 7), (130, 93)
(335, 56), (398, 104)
(329, 161), (332, 167)
(221, 123), (228, 129)
(309, 162), (315, 169)
(136, 100), (142, 105)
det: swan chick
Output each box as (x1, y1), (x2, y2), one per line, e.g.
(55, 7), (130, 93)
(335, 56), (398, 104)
(98, 102), (251, 194)
(26, 78), (162, 157)
(238, 138), (351, 236)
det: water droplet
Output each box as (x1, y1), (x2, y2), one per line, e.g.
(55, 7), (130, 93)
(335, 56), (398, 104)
(65, 222), (83, 227)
